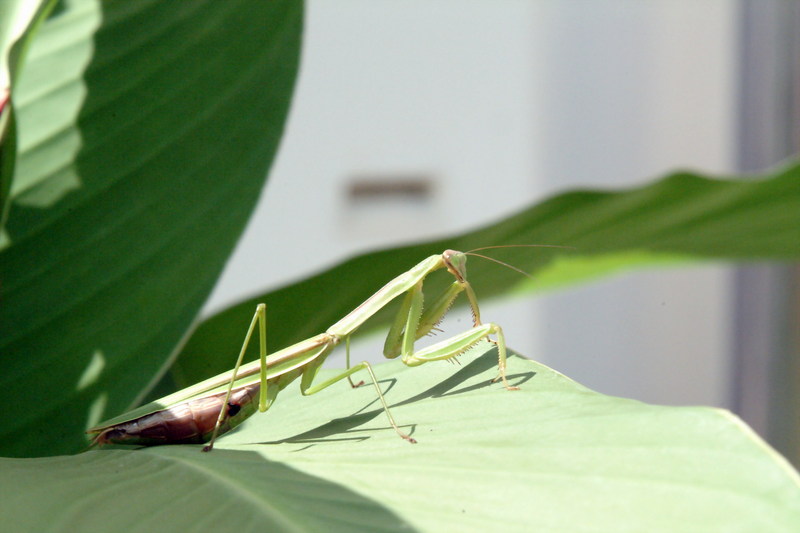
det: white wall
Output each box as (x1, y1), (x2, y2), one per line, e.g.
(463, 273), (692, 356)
(530, 2), (738, 406)
(204, 1), (739, 408)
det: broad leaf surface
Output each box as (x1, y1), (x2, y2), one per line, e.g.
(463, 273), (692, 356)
(2, 347), (798, 532)
(0, 0), (303, 457)
(169, 164), (800, 389)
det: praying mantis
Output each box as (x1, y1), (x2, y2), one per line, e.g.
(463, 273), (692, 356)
(88, 247), (559, 451)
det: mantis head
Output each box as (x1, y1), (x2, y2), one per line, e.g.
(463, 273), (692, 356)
(443, 249), (481, 325)
(442, 249), (468, 283)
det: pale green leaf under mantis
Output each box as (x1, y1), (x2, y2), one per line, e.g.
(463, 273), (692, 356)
(166, 162), (800, 392)
(0, 0), (303, 458)
(2, 347), (798, 532)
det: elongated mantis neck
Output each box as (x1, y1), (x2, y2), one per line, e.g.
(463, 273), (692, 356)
(327, 254), (449, 336)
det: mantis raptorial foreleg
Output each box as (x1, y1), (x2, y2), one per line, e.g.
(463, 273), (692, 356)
(405, 286), (516, 388)
(88, 248), (546, 450)
(381, 279), (514, 387)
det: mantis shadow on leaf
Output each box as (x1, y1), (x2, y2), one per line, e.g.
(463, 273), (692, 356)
(254, 348), (536, 446)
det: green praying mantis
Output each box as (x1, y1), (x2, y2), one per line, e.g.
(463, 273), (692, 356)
(88, 246), (562, 451)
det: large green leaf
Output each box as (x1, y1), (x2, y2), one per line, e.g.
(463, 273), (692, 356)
(167, 163), (800, 390)
(2, 347), (798, 531)
(0, 0), (303, 457)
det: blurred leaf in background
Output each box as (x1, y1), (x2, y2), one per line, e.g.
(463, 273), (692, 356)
(167, 165), (800, 391)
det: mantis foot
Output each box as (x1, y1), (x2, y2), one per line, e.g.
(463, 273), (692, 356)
(491, 374), (520, 391)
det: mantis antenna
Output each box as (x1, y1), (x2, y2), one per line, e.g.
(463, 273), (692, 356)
(465, 244), (576, 279)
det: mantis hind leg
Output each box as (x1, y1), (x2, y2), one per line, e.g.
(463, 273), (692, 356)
(203, 303), (269, 452)
(300, 358), (417, 443)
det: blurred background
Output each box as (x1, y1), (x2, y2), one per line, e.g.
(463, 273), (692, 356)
(202, 2), (799, 459)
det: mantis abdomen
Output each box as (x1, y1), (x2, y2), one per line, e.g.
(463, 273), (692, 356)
(93, 383), (261, 446)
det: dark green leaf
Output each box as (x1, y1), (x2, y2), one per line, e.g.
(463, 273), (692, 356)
(170, 164), (800, 389)
(0, 0), (303, 457)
